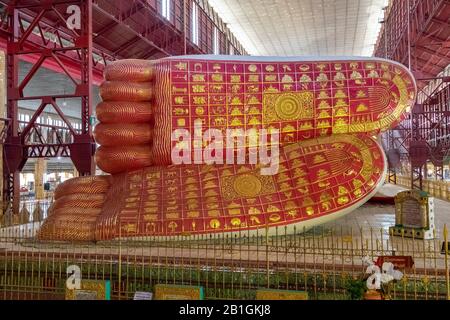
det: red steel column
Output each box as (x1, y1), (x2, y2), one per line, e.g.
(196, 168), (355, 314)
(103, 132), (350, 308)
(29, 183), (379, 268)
(4, 4), (23, 216)
(69, 0), (96, 176)
(3, 0), (96, 216)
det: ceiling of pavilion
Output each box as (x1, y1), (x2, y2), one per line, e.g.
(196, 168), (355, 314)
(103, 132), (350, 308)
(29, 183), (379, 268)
(208, 0), (389, 56)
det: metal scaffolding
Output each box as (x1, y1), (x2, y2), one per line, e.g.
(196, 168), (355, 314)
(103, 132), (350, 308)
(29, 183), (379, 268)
(376, 0), (450, 189)
(0, 0), (247, 216)
(2, 0), (96, 215)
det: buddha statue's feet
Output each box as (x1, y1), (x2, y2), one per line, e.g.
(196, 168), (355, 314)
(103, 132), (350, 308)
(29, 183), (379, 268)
(94, 56), (416, 173)
(37, 55), (416, 241)
(38, 133), (386, 241)
(38, 176), (111, 241)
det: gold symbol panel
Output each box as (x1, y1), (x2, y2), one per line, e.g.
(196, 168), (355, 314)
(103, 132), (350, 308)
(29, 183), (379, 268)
(264, 92), (314, 123)
(221, 173), (276, 200)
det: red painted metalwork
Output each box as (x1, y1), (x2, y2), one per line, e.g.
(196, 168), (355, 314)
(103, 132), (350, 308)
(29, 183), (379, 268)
(0, 1), (110, 84)
(0, 0), (247, 215)
(375, 0), (450, 85)
(0, 118), (9, 144)
(3, 0), (96, 215)
(0, 0), (249, 82)
(381, 81), (450, 189)
(19, 119), (75, 158)
(89, 0), (247, 59)
(0, 0), (248, 76)
(375, 0), (450, 189)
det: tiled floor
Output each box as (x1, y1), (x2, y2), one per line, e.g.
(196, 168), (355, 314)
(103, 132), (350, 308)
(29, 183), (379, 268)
(323, 183), (450, 239)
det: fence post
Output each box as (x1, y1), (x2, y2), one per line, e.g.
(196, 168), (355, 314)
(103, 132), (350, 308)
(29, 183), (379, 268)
(444, 224), (449, 300)
(118, 220), (122, 300)
(265, 226), (269, 289)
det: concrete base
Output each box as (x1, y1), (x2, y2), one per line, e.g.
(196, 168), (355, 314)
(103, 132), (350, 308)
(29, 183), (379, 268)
(389, 226), (435, 240)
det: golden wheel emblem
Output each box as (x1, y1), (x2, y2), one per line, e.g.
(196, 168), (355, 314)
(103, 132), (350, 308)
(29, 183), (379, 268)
(274, 93), (303, 120)
(233, 174), (262, 198)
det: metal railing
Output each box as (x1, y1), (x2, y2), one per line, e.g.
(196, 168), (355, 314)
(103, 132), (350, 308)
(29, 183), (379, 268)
(0, 200), (52, 227)
(0, 221), (449, 300)
(394, 176), (450, 201)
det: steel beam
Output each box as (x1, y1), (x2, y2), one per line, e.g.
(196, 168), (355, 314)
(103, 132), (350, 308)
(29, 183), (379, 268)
(113, 36), (141, 55)
(91, 2), (172, 57)
(388, 168), (397, 184)
(375, 0), (450, 191)
(415, 45), (450, 63)
(411, 165), (424, 190)
(3, 0), (96, 216)
(94, 20), (117, 39)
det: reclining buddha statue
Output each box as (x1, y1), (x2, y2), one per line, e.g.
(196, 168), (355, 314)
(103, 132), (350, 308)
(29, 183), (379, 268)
(37, 55), (416, 241)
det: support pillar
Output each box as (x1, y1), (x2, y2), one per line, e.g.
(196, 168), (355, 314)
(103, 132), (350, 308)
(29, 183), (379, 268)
(4, 7), (25, 216)
(435, 165), (444, 180)
(34, 158), (47, 200)
(73, 166), (79, 178)
(388, 167), (397, 184)
(411, 165), (424, 190)
(3, 0), (96, 216)
(0, 50), (5, 222)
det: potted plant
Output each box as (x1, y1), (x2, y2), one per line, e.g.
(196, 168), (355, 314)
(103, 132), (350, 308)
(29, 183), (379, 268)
(361, 272), (383, 300)
(364, 288), (383, 300)
(362, 256), (403, 300)
(345, 277), (367, 300)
